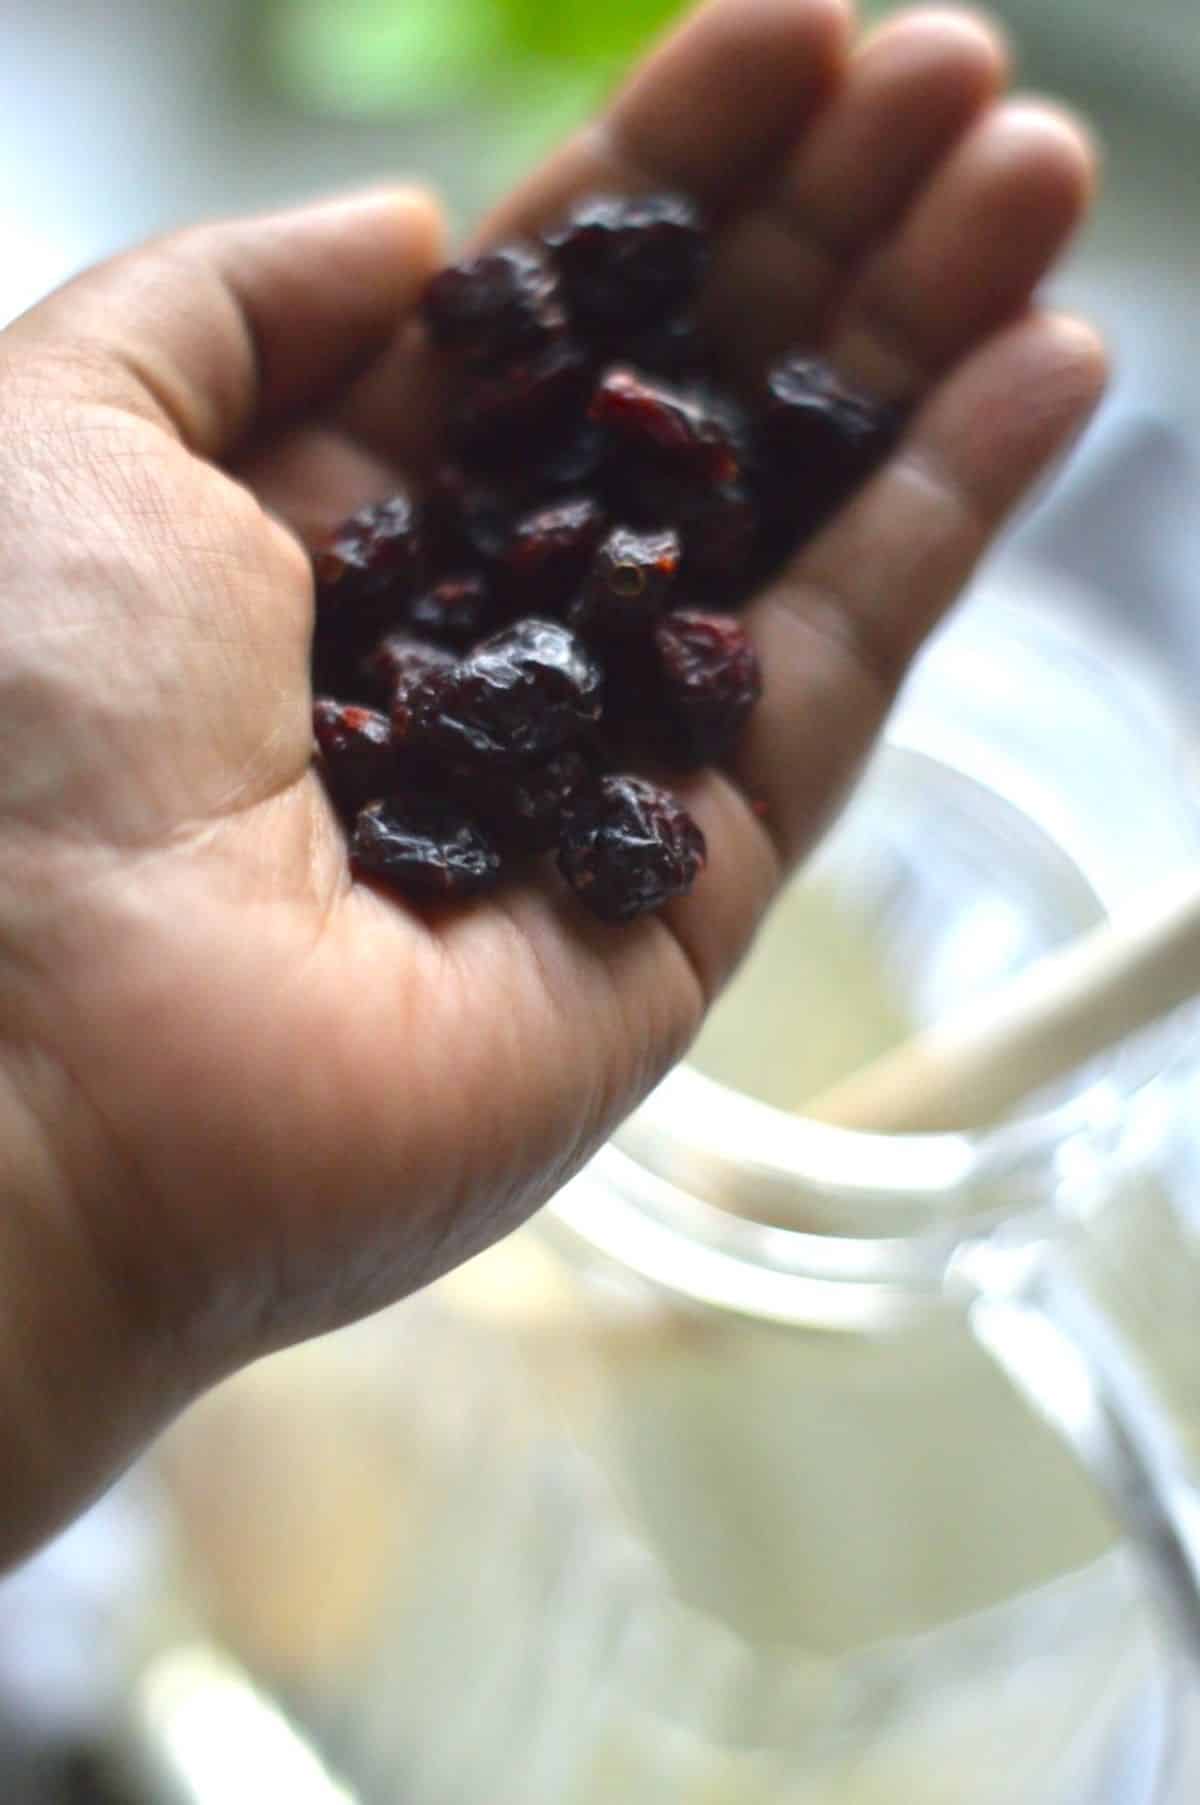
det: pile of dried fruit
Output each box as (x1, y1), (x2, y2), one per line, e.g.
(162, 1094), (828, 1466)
(310, 193), (896, 922)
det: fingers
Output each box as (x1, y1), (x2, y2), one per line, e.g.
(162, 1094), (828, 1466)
(828, 101), (1097, 396)
(479, 0), (851, 242)
(705, 6), (1009, 369)
(729, 312), (1107, 874)
(4, 188), (446, 458)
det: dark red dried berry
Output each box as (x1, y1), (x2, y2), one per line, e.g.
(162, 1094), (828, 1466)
(762, 356), (896, 473)
(312, 699), (396, 816)
(678, 481), (760, 597)
(654, 610), (762, 765)
(568, 525), (681, 637)
(408, 573), (495, 648)
(351, 797), (502, 900)
(590, 368), (740, 487)
(499, 498), (607, 614)
(545, 194), (708, 329)
(393, 617), (604, 771)
(557, 774), (706, 922)
(422, 244), (566, 363)
(601, 315), (709, 382)
(469, 746), (592, 854)
(449, 338), (593, 460)
(527, 421), (610, 495)
(426, 463), (518, 569)
(313, 492), (425, 617)
(361, 632), (454, 706)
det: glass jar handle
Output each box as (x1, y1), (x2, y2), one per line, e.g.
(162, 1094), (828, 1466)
(957, 1233), (1200, 1782)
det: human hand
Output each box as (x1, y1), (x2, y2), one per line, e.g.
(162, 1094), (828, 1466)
(0, 0), (1103, 1565)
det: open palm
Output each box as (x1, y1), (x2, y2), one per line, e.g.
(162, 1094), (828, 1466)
(0, 0), (1103, 1563)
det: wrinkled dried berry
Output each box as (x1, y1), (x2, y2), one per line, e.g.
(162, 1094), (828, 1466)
(469, 746), (591, 853)
(351, 797), (502, 900)
(426, 464), (518, 568)
(654, 611), (762, 765)
(361, 632), (454, 707)
(568, 525), (681, 637)
(590, 368), (740, 487)
(313, 492), (424, 618)
(557, 774), (706, 922)
(545, 194), (708, 328)
(312, 699), (396, 816)
(609, 314), (709, 381)
(763, 356), (895, 469)
(423, 244), (566, 363)
(449, 338), (592, 458)
(408, 573), (495, 648)
(527, 421), (610, 495)
(677, 481), (760, 596)
(499, 498), (607, 613)
(393, 618), (603, 770)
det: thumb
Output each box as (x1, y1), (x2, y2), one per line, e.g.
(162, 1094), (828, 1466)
(2, 186), (446, 458)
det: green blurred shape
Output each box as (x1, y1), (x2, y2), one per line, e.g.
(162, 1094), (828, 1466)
(264, 0), (689, 117)
(265, 0), (507, 114)
(492, 0), (682, 66)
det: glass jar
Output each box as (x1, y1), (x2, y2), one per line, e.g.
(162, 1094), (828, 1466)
(126, 566), (1200, 1805)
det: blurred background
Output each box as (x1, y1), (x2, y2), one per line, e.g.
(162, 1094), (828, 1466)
(0, 0), (1198, 1799)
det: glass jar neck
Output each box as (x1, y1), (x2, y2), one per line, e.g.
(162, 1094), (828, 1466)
(547, 1028), (1192, 1328)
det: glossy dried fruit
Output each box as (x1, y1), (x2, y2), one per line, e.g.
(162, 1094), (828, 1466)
(426, 463), (518, 568)
(313, 492), (424, 617)
(590, 368), (740, 487)
(568, 525), (681, 637)
(393, 617), (604, 770)
(557, 774), (706, 921)
(526, 421), (610, 495)
(361, 633), (454, 707)
(312, 699), (396, 816)
(761, 353), (895, 487)
(449, 338), (592, 458)
(499, 498), (607, 613)
(545, 193), (708, 328)
(351, 797), (502, 900)
(655, 610), (762, 764)
(470, 746), (592, 853)
(408, 573), (495, 648)
(422, 244), (566, 363)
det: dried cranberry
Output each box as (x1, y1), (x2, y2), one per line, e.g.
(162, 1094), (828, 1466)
(544, 194), (708, 328)
(422, 244), (566, 363)
(603, 315), (709, 382)
(426, 463), (518, 569)
(526, 421), (610, 495)
(408, 573), (495, 648)
(762, 356), (896, 474)
(393, 618), (604, 770)
(499, 498), (607, 614)
(590, 368), (740, 487)
(557, 774), (706, 922)
(312, 699), (396, 816)
(654, 611), (762, 765)
(360, 632), (454, 707)
(351, 797), (502, 900)
(313, 492), (425, 618)
(469, 746), (591, 853)
(449, 338), (592, 459)
(568, 525), (681, 637)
